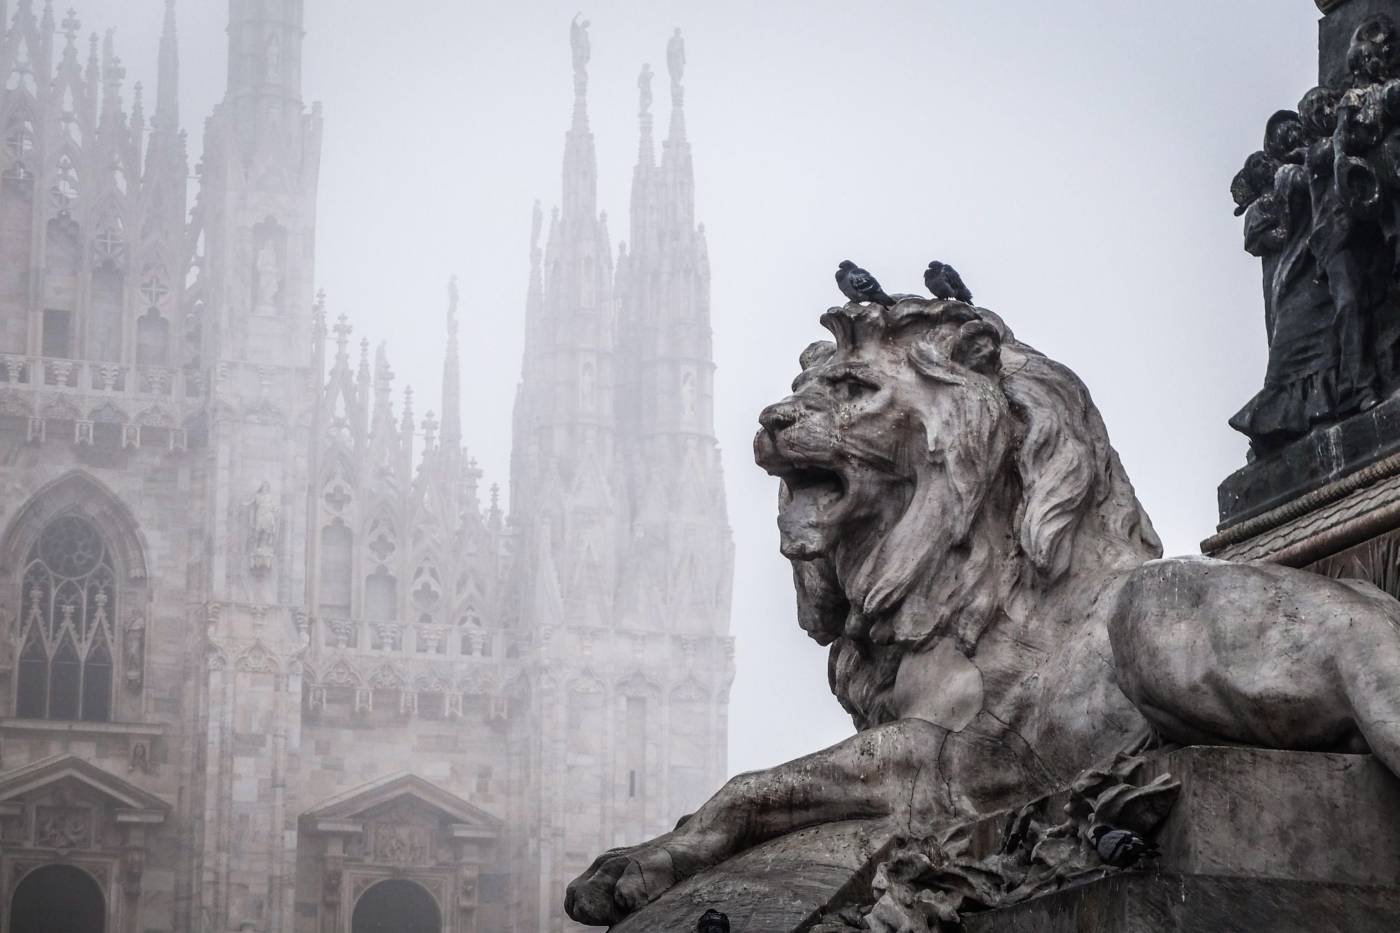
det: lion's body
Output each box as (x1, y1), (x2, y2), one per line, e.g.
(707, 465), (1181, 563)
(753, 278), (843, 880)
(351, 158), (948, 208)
(564, 295), (1400, 927)
(1113, 557), (1400, 769)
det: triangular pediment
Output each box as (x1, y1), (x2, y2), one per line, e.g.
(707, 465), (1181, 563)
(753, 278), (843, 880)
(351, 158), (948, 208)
(0, 754), (170, 817)
(302, 772), (501, 832)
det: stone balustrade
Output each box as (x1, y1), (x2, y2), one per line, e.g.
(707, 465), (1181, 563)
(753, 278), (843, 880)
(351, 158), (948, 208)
(0, 354), (205, 450)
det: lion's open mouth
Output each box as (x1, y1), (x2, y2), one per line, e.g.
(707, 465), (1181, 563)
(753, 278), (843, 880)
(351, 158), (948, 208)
(781, 466), (845, 507)
(775, 463), (847, 559)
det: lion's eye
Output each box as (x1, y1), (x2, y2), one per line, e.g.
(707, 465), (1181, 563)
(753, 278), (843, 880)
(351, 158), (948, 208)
(830, 374), (878, 401)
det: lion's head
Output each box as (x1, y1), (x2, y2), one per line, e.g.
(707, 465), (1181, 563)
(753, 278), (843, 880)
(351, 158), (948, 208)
(753, 297), (1161, 728)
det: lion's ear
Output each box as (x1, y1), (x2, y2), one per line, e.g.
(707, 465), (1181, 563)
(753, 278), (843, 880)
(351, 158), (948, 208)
(951, 321), (1002, 376)
(800, 341), (837, 371)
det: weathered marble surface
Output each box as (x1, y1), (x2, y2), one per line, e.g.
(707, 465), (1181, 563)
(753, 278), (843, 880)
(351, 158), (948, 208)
(963, 874), (1400, 933)
(608, 819), (894, 933)
(565, 293), (1400, 927)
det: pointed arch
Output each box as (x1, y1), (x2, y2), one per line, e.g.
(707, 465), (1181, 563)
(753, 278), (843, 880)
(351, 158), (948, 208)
(1, 471), (149, 581)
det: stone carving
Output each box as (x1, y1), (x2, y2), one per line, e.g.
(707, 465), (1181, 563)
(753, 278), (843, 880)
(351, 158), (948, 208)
(668, 28), (685, 93)
(566, 292), (1400, 925)
(810, 751), (1179, 932)
(124, 611), (145, 689)
(570, 14), (590, 95)
(254, 240), (280, 314)
(246, 480), (279, 573)
(0, 605), (12, 671)
(1229, 14), (1400, 454)
(34, 806), (90, 849)
(370, 821), (430, 866)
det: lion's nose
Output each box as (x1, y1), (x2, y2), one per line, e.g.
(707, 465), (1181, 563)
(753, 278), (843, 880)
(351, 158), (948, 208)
(760, 402), (800, 433)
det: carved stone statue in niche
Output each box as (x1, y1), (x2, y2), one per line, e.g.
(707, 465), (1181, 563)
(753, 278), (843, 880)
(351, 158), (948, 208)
(1229, 14), (1400, 454)
(0, 604), (12, 671)
(247, 481), (280, 574)
(266, 33), (282, 84)
(124, 612), (145, 689)
(253, 240), (281, 315)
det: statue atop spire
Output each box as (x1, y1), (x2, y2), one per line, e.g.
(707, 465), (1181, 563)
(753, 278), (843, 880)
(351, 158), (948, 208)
(447, 274), (460, 339)
(667, 28), (685, 99)
(571, 14), (591, 100)
(441, 275), (463, 453)
(638, 63), (653, 117)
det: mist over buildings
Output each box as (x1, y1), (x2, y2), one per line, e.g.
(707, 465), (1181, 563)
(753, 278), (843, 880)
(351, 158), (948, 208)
(0, 0), (1335, 930)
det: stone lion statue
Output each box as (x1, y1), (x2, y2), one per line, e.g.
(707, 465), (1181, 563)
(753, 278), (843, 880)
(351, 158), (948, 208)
(565, 296), (1400, 926)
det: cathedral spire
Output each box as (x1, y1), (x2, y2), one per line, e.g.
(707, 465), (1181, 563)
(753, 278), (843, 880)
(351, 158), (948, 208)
(155, 0), (178, 130)
(100, 29), (123, 121)
(441, 275), (462, 455)
(562, 14), (597, 222)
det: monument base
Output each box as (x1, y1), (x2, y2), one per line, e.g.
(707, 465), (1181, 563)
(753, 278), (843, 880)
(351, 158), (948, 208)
(608, 747), (1400, 932)
(1215, 393), (1400, 529)
(963, 873), (1400, 933)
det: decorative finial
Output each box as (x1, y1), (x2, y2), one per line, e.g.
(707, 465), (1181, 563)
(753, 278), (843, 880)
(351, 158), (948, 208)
(332, 313), (351, 354)
(61, 8), (79, 44)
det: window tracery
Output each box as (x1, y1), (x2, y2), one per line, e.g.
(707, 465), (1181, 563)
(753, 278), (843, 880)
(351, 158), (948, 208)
(17, 515), (117, 721)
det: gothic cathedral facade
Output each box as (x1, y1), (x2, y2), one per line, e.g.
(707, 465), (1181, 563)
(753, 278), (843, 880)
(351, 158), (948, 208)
(0, 3), (734, 932)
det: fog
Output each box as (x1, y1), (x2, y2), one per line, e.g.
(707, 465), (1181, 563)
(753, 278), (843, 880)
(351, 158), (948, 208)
(82, 0), (1322, 776)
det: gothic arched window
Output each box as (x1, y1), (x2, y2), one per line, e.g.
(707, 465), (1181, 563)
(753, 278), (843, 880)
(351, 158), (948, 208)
(17, 514), (116, 721)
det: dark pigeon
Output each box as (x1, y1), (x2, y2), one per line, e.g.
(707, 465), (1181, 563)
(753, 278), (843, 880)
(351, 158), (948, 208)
(836, 260), (895, 308)
(924, 261), (973, 304)
(1091, 825), (1159, 869)
(697, 908), (731, 933)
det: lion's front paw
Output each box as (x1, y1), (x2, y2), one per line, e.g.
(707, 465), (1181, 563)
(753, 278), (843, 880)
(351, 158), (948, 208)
(564, 836), (680, 925)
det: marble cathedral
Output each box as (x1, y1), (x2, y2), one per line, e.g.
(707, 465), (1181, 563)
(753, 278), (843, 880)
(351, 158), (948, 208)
(0, 2), (734, 931)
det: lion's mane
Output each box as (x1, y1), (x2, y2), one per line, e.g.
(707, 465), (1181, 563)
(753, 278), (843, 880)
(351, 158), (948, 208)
(796, 301), (1162, 729)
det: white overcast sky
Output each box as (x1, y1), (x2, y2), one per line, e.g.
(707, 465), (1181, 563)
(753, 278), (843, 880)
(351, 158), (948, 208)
(80, 0), (1325, 775)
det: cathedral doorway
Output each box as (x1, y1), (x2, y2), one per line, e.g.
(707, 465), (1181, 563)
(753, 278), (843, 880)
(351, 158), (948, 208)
(10, 864), (106, 933)
(351, 879), (441, 933)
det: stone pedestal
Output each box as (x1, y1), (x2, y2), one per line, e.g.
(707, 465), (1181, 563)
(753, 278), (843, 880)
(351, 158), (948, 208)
(609, 747), (1400, 932)
(963, 873), (1400, 933)
(964, 747), (1400, 931)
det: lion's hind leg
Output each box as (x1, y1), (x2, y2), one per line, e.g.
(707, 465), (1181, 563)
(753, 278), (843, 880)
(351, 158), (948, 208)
(1334, 592), (1400, 776)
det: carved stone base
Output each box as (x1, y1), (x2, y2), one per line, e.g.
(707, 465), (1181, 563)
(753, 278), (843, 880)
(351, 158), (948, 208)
(1203, 440), (1400, 596)
(1215, 393), (1400, 529)
(963, 873), (1400, 933)
(609, 747), (1400, 932)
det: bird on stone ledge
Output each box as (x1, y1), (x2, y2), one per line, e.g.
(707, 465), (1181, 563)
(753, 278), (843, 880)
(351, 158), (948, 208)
(1090, 824), (1159, 869)
(924, 260), (973, 304)
(836, 260), (895, 308)
(697, 908), (731, 933)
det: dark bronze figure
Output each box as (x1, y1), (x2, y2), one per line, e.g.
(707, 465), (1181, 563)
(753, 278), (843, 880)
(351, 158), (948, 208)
(1230, 15), (1400, 455)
